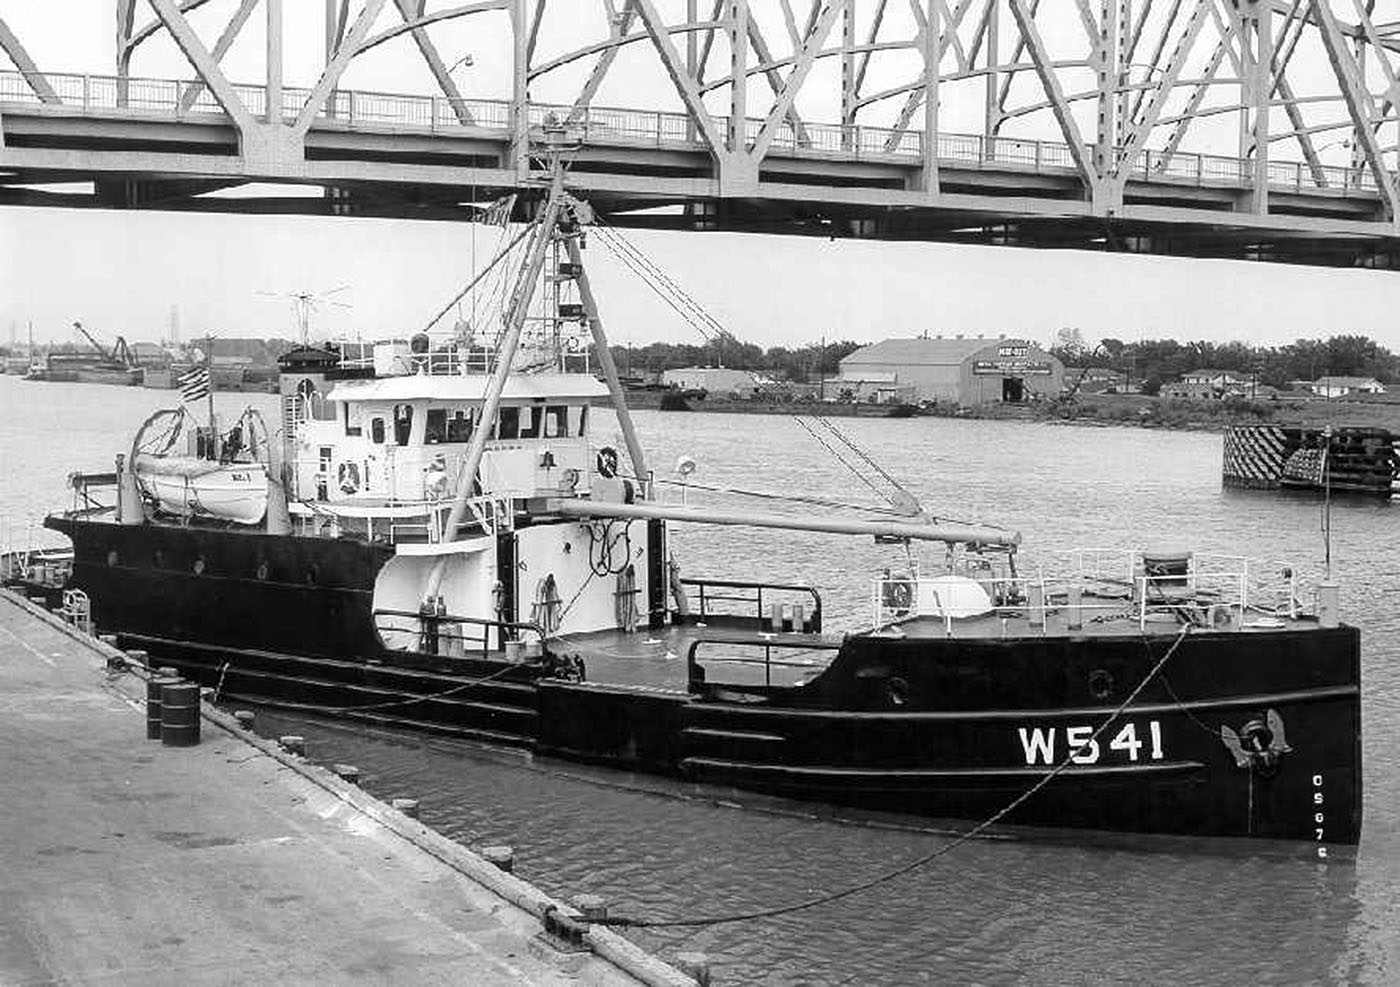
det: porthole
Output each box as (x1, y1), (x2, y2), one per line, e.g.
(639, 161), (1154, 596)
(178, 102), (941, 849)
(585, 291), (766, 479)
(153, 549), (165, 568)
(305, 564), (319, 586)
(255, 560), (270, 581)
(106, 549), (119, 567)
(192, 556), (206, 576)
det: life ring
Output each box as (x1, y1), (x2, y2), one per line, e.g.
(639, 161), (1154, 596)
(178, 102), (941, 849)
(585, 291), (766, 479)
(882, 578), (913, 613)
(596, 446), (619, 480)
(337, 461), (361, 495)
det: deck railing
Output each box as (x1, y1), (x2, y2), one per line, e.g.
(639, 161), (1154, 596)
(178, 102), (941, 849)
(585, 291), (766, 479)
(0, 68), (1384, 199)
(680, 576), (822, 632)
(373, 606), (544, 660)
(872, 550), (1312, 633)
(686, 636), (842, 695)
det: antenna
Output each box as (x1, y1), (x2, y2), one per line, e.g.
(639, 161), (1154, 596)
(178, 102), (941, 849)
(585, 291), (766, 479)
(256, 286), (352, 346)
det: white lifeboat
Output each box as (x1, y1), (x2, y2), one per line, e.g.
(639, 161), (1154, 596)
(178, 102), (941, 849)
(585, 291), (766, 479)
(133, 455), (268, 525)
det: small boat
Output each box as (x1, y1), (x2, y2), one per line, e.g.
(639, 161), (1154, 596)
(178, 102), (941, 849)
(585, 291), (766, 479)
(35, 158), (1363, 850)
(127, 408), (270, 526)
(132, 456), (268, 526)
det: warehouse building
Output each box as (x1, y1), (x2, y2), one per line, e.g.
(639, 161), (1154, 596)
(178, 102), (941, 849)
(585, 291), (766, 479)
(837, 335), (1065, 406)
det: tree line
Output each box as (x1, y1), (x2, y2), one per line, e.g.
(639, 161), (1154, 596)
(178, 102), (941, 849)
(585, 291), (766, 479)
(1048, 330), (1399, 394)
(611, 339), (864, 382)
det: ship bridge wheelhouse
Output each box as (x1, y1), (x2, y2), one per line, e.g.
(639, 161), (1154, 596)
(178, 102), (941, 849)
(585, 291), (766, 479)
(290, 373), (610, 507)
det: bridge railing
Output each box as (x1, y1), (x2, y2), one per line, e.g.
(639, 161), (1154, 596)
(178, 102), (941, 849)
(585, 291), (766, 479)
(0, 68), (1387, 199)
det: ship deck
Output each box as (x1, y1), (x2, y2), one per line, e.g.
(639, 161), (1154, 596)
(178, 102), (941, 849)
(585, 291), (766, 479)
(557, 605), (1323, 695)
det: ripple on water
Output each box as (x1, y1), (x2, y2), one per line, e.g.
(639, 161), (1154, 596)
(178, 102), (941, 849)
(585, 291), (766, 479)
(4, 382), (1398, 984)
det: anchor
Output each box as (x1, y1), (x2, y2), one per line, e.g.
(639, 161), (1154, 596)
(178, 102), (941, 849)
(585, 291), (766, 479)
(1220, 708), (1292, 775)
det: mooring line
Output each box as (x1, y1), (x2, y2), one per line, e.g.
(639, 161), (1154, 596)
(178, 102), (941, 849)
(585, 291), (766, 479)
(596, 624), (1194, 930)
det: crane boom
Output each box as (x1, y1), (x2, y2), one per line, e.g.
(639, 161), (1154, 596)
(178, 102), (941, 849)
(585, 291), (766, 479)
(72, 321), (112, 361)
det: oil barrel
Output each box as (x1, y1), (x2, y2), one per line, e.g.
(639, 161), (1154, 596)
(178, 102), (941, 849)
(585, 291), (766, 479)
(146, 675), (178, 740)
(160, 681), (201, 747)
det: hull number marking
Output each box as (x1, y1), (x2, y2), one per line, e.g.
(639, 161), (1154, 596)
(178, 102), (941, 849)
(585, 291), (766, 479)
(1018, 722), (1165, 766)
(1313, 773), (1327, 859)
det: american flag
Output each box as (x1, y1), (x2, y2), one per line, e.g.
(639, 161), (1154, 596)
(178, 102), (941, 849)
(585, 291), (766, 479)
(178, 364), (210, 403)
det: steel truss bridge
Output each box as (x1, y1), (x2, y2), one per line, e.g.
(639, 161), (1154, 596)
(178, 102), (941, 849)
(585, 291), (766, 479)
(5, 1), (1400, 266)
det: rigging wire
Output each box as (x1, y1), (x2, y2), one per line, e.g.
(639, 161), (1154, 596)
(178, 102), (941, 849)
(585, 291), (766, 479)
(592, 220), (729, 340)
(790, 415), (892, 504)
(594, 624), (1193, 930)
(590, 217), (990, 525)
(592, 226), (718, 343)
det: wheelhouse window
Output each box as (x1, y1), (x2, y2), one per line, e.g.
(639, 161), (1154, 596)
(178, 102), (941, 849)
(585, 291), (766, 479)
(577, 405), (589, 437)
(496, 406), (520, 440)
(446, 409), (473, 443)
(393, 404), (414, 446)
(370, 417), (386, 444)
(519, 406), (542, 439)
(544, 405), (569, 438)
(425, 408), (447, 444)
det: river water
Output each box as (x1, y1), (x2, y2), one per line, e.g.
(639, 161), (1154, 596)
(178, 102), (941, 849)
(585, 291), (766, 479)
(2, 375), (1397, 984)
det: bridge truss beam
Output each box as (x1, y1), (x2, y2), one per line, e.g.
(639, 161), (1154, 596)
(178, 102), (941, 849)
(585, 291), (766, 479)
(0, 0), (1399, 266)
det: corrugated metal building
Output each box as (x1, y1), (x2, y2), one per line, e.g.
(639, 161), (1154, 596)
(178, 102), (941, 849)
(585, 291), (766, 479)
(838, 336), (1064, 405)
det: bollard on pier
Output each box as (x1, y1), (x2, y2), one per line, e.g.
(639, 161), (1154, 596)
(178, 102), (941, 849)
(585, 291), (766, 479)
(279, 735), (306, 756)
(675, 952), (712, 986)
(390, 798), (420, 819)
(480, 845), (515, 873)
(333, 764), (361, 786)
(571, 894), (608, 923)
(233, 710), (255, 730)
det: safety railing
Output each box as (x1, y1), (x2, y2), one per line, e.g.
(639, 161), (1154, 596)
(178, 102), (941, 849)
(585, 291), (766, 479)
(686, 636), (842, 696)
(333, 339), (498, 376)
(870, 550), (1317, 634)
(680, 577), (822, 632)
(1, 67), (1390, 199)
(373, 606), (545, 661)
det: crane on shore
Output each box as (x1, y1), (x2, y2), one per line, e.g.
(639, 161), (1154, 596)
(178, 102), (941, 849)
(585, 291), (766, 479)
(72, 321), (139, 368)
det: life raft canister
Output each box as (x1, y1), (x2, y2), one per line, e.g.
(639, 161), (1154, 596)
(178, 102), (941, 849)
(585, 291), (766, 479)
(338, 461), (361, 495)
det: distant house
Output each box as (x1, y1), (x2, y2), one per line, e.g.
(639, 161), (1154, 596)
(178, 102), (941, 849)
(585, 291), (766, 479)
(1064, 367), (1128, 394)
(827, 371), (917, 404)
(660, 366), (772, 397)
(1181, 368), (1251, 388)
(1309, 376), (1386, 398)
(1160, 381), (1224, 402)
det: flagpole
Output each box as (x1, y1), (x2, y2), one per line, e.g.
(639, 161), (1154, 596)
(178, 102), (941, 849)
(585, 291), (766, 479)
(205, 333), (215, 455)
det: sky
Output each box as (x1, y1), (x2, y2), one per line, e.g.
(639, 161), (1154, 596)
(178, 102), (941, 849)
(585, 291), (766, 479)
(3, 2), (1400, 352)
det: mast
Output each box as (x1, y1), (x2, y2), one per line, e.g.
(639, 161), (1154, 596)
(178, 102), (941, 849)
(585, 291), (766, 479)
(423, 162), (569, 600)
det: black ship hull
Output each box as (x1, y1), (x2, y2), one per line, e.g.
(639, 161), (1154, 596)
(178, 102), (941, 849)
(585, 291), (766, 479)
(46, 515), (1363, 847)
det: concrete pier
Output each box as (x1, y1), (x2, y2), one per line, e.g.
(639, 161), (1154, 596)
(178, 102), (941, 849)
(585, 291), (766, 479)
(0, 590), (690, 986)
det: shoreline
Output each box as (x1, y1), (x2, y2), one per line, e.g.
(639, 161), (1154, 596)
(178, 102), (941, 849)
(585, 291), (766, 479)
(628, 391), (1400, 435)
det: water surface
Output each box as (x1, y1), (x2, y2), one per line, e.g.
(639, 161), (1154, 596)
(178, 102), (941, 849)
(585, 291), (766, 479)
(3, 376), (1396, 985)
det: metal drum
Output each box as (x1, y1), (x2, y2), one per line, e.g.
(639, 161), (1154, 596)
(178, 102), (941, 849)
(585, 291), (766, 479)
(160, 681), (201, 747)
(145, 676), (177, 740)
